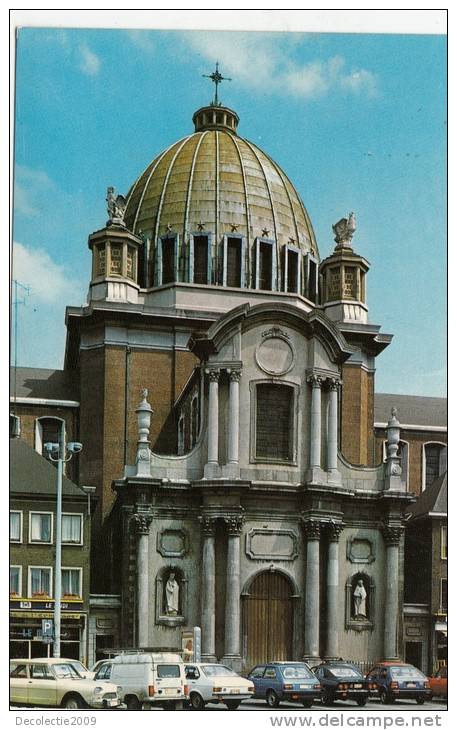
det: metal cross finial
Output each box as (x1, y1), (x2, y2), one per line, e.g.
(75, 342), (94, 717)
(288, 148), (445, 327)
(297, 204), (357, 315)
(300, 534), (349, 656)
(202, 62), (231, 106)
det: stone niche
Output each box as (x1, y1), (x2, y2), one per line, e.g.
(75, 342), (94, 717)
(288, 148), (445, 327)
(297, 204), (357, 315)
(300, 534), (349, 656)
(157, 528), (189, 558)
(246, 528), (298, 561)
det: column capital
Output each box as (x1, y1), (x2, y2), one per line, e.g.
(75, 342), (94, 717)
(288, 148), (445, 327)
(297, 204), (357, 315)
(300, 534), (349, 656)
(327, 521), (345, 541)
(206, 368), (221, 382)
(199, 515), (217, 537)
(327, 376), (342, 391)
(301, 518), (322, 541)
(224, 514), (245, 536)
(306, 373), (323, 388)
(382, 523), (403, 545)
(131, 512), (153, 535)
(228, 368), (242, 382)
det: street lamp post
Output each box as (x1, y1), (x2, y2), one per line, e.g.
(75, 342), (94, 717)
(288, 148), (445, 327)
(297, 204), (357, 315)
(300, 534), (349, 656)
(44, 439), (83, 658)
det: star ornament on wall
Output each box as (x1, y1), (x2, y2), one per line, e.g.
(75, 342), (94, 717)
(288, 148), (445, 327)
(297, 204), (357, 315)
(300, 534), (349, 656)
(230, 224), (239, 232)
(197, 221), (205, 231)
(261, 228), (270, 237)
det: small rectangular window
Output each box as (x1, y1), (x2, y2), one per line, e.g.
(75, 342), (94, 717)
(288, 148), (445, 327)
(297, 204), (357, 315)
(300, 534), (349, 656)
(344, 266), (357, 298)
(286, 248), (299, 293)
(162, 238), (176, 284)
(96, 245), (106, 276)
(226, 237), (242, 287)
(30, 567), (52, 597)
(110, 243), (123, 275)
(126, 247), (135, 280)
(62, 514), (82, 544)
(440, 579), (448, 612)
(258, 242), (273, 291)
(10, 567), (21, 595)
(30, 513), (52, 543)
(193, 235), (209, 284)
(441, 526), (447, 560)
(307, 258), (318, 303)
(10, 512), (22, 542)
(62, 568), (81, 598)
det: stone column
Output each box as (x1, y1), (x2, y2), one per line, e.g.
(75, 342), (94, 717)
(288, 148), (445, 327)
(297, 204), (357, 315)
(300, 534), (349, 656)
(325, 522), (344, 659)
(302, 519), (321, 662)
(382, 524), (402, 660)
(200, 516), (217, 661)
(132, 512), (153, 648)
(307, 374), (323, 481)
(222, 514), (244, 670)
(206, 369), (220, 465)
(227, 370), (241, 464)
(327, 377), (341, 483)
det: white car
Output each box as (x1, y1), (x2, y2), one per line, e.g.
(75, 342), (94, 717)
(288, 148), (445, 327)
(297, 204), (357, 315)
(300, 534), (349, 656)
(10, 658), (122, 709)
(184, 662), (254, 710)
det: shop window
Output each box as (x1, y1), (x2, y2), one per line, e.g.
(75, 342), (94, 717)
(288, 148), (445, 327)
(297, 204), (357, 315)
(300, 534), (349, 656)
(255, 383), (294, 461)
(423, 442), (447, 490)
(29, 567), (52, 598)
(62, 514), (82, 544)
(10, 566), (21, 596)
(441, 525), (447, 560)
(62, 568), (82, 598)
(109, 243), (123, 275)
(10, 511), (22, 542)
(29, 512), (52, 544)
(192, 235), (210, 284)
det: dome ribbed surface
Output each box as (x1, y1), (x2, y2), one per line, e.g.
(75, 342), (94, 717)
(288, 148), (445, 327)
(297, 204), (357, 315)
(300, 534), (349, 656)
(125, 129), (318, 259)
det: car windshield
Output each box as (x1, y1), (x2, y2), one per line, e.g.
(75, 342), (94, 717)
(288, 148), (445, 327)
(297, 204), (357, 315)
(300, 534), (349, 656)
(328, 667), (362, 679)
(70, 661), (87, 673)
(52, 663), (82, 679)
(280, 665), (314, 679)
(201, 665), (238, 677)
(390, 667), (426, 680)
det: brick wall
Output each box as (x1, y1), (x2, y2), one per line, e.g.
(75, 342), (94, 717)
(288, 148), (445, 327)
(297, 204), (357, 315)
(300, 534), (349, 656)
(340, 365), (374, 466)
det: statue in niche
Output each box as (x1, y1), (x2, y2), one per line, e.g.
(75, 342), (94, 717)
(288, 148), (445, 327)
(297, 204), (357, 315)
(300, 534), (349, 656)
(353, 578), (368, 618)
(165, 571), (180, 616)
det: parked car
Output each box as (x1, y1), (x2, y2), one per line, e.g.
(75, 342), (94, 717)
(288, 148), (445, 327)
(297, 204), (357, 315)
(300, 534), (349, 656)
(93, 652), (187, 710)
(247, 662), (321, 708)
(429, 666), (447, 699)
(65, 659), (95, 680)
(184, 662), (254, 710)
(10, 658), (122, 709)
(366, 662), (432, 705)
(312, 662), (369, 706)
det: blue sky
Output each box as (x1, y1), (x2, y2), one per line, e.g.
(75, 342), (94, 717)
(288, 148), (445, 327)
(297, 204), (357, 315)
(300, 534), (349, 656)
(12, 27), (446, 396)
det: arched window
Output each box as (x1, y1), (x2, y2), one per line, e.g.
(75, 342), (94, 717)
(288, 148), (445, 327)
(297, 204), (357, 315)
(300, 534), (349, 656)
(35, 417), (64, 463)
(190, 395), (199, 448)
(177, 414), (185, 456)
(422, 442), (447, 490)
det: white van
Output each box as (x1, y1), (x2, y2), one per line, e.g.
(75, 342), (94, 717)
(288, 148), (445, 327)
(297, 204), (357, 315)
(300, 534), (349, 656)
(94, 652), (187, 710)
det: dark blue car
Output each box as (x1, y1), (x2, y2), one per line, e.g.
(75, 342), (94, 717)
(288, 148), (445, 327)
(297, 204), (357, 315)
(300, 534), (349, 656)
(312, 662), (369, 706)
(366, 663), (432, 705)
(247, 662), (321, 708)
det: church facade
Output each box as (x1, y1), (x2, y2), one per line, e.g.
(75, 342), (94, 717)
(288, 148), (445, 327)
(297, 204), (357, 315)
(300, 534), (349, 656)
(61, 98), (415, 672)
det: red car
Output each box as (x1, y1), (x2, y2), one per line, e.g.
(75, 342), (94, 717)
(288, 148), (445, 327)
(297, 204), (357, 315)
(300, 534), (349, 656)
(429, 666), (447, 699)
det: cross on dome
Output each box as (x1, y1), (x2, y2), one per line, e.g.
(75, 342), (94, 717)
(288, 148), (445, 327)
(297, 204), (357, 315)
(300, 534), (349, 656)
(202, 62), (231, 107)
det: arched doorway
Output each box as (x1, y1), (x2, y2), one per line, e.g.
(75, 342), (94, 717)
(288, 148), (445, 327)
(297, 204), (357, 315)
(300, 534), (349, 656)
(244, 571), (293, 669)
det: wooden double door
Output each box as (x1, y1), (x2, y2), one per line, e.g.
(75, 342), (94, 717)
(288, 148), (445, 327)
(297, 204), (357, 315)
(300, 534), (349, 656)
(244, 571), (293, 669)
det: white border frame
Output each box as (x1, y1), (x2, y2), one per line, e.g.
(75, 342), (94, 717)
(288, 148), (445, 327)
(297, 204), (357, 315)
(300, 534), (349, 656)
(61, 512), (84, 546)
(10, 510), (23, 543)
(28, 565), (53, 598)
(421, 441), (447, 492)
(61, 566), (83, 599)
(10, 565), (22, 596)
(28, 511), (54, 545)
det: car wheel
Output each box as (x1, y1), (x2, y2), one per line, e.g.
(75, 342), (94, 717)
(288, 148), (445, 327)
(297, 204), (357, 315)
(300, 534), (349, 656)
(266, 690), (280, 708)
(380, 689), (391, 705)
(126, 696), (141, 711)
(226, 700), (241, 710)
(62, 694), (84, 709)
(416, 697), (425, 705)
(322, 691), (334, 707)
(190, 692), (205, 710)
(302, 700), (313, 708)
(356, 698), (368, 707)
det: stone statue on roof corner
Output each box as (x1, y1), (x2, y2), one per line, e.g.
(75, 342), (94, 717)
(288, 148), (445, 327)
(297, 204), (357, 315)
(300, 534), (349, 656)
(106, 186), (127, 226)
(333, 211), (356, 247)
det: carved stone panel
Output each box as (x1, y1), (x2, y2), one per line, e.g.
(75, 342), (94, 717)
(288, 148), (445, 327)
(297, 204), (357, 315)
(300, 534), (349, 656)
(346, 537), (375, 564)
(255, 329), (295, 376)
(157, 528), (189, 558)
(246, 528), (298, 561)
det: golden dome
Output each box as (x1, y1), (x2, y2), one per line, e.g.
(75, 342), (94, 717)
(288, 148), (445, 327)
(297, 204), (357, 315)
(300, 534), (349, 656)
(124, 106), (319, 263)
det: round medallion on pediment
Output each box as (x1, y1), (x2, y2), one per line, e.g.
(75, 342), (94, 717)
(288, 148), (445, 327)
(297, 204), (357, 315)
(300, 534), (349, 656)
(255, 328), (295, 376)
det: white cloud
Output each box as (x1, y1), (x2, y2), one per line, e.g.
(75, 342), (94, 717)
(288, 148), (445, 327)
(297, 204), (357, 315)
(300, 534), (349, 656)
(79, 43), (101, 76)
(14, 166), (54, 218)
(127, 30), (155, 53)
(12, 241), (79, 305)
(182, 32), (377, 99)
